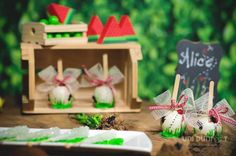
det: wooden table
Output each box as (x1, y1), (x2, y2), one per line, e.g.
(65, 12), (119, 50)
(0, 97), (236, 156)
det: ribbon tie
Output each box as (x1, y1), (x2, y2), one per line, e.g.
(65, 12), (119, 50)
(149, 94), (188, 112)
(208, 105), (236, 126)
(81, 64), (124, 102)
(37, 66), (81, 94)
(54, 75), (72, 86)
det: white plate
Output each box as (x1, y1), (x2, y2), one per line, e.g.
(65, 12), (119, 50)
(0, 127), (152, 153)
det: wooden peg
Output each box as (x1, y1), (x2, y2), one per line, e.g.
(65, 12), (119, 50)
(102, 53), (108, 79)
(172, 74), (180, 100)
(208, 81), (214, 111)
(57, 59), (63, 80)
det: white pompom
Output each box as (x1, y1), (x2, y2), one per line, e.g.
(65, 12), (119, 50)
(49, 86), (70, 104)
(94, 85), (113, 104)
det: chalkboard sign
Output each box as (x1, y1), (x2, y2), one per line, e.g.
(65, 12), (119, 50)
(176, 39), (223, 101)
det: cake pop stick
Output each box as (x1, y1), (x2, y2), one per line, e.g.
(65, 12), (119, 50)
(103, 53), (108, 79)
(57, 59), (64, 80)
(208, 81), (214, 111)
(172, 74), (180, 101)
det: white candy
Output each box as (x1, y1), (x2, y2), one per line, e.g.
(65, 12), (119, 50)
(194, 116), (216, 136)
(49, 126), (89, 141)
(49, 86), (70, 104)
(162, 111), (185, 133)
(82, 130), (116, 144)
(94, 86), (113, 104)
(16, 127), (60, 141)
(0, 126), (29, 139)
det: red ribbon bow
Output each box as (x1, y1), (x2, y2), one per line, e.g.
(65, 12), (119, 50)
(208, 105), (236, 126)
(54, 75), (72, 86)
(82, 66), (116, 100)
(149, 94), (188, 114)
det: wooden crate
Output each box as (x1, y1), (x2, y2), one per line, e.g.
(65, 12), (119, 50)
(22, 22), (88, 45)
(21, 42), (143, 114)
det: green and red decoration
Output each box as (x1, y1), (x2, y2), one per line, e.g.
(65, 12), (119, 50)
(87, 16), (104, 42)
(119, 15), (137, 42)
(47, 3), (75, 24)
(97, 16), (124, 44)
(97, 15), (137, 44)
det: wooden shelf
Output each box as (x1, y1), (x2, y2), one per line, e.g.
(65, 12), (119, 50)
(21, 42), (142, 114)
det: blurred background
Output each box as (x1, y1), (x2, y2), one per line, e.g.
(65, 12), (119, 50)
(0, 0), (236, 110)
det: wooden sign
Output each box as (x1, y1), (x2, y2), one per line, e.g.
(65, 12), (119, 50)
(176, 39), (223, 101)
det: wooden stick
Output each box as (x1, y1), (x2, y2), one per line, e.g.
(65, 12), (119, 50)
(208, 81), (214, 111)
(103, 53), (108, 79)
(57, 59), (63, 80)
(172, 74), (180, 100)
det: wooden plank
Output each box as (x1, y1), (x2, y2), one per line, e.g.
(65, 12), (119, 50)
(44, 23), (87, 33)
(22, 35), (45, 45)
(22, 103), (141, 114)
(28, 48), (35, 100)
(131, 62), (138, 98)
(129, 49), (139, 98)
(44, 37), (88, 45)
(20, 42), (141, 50)
(21, 48), (29, 60)
(22, 22), (87, 33)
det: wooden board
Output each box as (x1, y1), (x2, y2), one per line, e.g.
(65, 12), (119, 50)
(0, 97), (236, 156)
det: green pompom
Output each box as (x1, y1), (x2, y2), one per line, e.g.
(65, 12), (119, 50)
(48, 16), (60, 25)
(40, 19), (48, 25)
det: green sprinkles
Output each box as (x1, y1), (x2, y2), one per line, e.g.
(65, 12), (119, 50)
(50, 99), (73, 109)
(94, 138), (124, 145)
(29, 137), (49, 142)
(161, 125), (186, 138)
(95, 101), (115, 109)
(206, 130), (215, 138)
(54, 137), (85, 143)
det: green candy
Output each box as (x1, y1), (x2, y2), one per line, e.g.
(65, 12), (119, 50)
(47, 33), (53, 38)
(40, 19), (48, 25)
(63, 33), (70, 38)
(48, 16), (60, 25)
(55, 33), (62, 38)
(74, 32), (82, 37)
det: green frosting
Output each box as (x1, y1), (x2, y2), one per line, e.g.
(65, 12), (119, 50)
(161, 125), (186, 138)
(125, 35), (138, 42)
(29, 137), (49, 142)
(94, 138), (124, 145)
(95, 101), (115, 109)
(54, 137), (85, 143)
(50, 99), (73, 109)
(88, 35), (99, 42)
